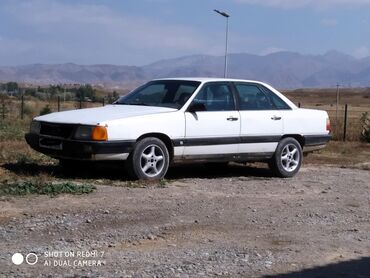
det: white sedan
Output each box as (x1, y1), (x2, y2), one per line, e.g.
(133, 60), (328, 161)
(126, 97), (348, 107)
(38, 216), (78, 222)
(26, 78), (331, 179)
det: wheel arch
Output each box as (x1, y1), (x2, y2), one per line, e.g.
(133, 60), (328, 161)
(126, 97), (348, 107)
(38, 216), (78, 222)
(281, 134), (305, 148)
(136, 133), (174, 161)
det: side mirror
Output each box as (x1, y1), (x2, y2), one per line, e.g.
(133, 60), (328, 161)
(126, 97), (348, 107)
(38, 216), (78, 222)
(187, 102), (207, 113)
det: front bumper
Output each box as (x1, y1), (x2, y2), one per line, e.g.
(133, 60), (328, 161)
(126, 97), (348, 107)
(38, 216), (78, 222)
(25, 133), (135, 160)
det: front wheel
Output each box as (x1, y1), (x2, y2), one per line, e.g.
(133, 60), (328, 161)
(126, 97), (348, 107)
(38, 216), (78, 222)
(127, 137), (170, 180)
(269, 137), (302, 178)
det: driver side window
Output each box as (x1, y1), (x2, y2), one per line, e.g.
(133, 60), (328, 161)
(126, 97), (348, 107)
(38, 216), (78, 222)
(127, 84), (166, 104)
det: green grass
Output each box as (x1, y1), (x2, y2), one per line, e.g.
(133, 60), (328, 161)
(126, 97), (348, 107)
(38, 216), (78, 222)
(121, 179), (172, 188)
(0, 180), (96, 196)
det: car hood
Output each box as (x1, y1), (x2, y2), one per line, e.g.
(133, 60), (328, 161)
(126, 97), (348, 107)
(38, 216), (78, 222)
(35, 105), (177, 125)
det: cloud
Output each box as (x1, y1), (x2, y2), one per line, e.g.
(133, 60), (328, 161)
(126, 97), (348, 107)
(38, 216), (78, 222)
(6, 1), (206, 51)
(1, 0), (224, 65)
(353, 46), (370, 59)
(260, 47), (286, 55)
(233, 0), (370, 9)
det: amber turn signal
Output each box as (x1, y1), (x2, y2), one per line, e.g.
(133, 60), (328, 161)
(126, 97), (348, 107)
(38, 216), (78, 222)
(92, 126), (108, 141)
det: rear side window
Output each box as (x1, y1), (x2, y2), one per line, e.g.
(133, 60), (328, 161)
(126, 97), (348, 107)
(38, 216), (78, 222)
(235, 83), (290, 110)
(260, 86), (291, 110)
(235, 84), (274, 110)
(192, 83), (235, 111)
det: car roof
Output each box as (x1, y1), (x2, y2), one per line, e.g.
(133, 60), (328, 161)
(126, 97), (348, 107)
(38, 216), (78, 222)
(153, 77), (267, 85)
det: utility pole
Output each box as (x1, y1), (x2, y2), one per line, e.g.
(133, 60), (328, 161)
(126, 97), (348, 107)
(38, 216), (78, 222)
(214, 9), (230, 78)
(336, 83), (340, 135)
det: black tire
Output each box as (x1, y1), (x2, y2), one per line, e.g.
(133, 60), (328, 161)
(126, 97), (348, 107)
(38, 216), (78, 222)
(269, 137), (302, 178)
(126, 137), (170, 180)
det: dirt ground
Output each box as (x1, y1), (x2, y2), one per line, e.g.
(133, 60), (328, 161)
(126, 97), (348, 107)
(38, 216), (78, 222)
(0, 163), (369, 277)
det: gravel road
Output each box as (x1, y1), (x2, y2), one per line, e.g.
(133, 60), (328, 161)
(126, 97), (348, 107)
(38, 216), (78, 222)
(1, 164), (370, 277)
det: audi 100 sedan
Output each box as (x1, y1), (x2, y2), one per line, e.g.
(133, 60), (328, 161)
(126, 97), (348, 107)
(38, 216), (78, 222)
(26, 78), (331, 179)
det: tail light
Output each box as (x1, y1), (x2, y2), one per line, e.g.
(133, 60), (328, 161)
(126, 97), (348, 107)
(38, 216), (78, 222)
(326, 117), (331, 132)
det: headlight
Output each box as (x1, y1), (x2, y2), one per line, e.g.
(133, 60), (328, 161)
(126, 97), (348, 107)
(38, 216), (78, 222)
(30, 121), (41, 134)
(74, 125), (108, 141)
(74, 126), (94, 140)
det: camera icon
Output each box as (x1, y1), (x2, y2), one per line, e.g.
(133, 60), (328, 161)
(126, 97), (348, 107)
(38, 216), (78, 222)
(12, 253), (38, 265)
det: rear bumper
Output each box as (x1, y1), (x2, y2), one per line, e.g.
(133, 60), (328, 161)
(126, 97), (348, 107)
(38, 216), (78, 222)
(25, 133), (135, 160)
(304, 134), (332, 146)
(303, 134), (331, 152)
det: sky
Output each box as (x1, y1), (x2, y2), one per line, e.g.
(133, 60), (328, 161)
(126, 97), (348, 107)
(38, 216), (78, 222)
(0, 0), (369, 66)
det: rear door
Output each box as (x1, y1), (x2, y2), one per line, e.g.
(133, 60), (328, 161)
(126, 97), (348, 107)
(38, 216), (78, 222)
(234, 82), (284, 154)
(183, 82), (240, 157)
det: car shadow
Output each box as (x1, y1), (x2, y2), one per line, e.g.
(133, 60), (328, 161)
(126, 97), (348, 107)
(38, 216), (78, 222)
(263, 257), (370, 278)
(167, 163), (274, 179)
(1, 161), (274, 181)
(1, 161), (126, 181)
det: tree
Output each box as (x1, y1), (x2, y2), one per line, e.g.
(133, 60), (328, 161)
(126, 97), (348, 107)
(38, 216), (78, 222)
(48, 85), (59, 96)
(25, 88), (37, 97)
(6, 82), (18, 92)
(76, 84), (96, 101)
(112, 91), (119, 100)
(40, 105), (52, 115)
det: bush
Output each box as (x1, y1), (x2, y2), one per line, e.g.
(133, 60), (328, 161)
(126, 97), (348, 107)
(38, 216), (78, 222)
(0, 180), (96, 196)
(360, 112), (370, 142)
(40, 105), (52, 115)
(23, 103), (35, 116)
(0, 120), (27, 141)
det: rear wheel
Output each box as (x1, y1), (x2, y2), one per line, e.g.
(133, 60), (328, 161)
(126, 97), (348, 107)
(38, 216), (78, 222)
(269, 137), (302, 178)
(127, 137), (170, 180)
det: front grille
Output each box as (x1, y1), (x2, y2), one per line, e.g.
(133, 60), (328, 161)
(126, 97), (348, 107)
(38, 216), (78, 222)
(40, 123), (75, 138)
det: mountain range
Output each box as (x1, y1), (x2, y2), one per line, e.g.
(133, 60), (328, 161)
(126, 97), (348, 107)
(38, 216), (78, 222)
(1, 50), (370, 89)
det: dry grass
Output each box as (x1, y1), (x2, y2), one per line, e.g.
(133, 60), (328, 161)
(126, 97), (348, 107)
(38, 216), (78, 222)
(2, 97), (103, 121)
(282, 87), (370, 108)
(305, 141), (370, 169)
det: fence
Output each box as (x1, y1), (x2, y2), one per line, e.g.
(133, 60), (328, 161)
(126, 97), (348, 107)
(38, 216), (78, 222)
(297, 103), (369, 141)
(1, 94), (369, 142)
(0, 94), (107, 121)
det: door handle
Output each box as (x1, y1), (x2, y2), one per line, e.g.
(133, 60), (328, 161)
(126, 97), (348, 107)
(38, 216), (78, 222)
(227, 116), (239, 121)
(271, 116), (282, 120)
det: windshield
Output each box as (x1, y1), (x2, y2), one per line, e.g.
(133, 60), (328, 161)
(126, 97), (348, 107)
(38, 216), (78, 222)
(115, 80), (201, 109)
